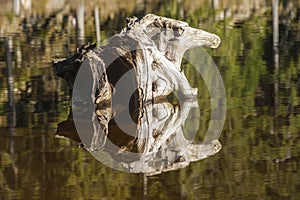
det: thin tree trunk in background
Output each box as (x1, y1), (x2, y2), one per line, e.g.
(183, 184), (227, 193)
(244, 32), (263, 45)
(14, 0), (20, 16)
(273, 0), (279, 49)
(135, 0), (147, 17)
(76, 1), (85, 46)
(177, 0), (184, 18)
(272, 0), (279, 73)
(211, 0), (219, 22)
(94, 5), (101, 46)
(212, 0), (219, 9)
(21, 0), (32, 10)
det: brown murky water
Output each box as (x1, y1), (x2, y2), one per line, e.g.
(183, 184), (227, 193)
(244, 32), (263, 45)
(1, 0), (300, 199)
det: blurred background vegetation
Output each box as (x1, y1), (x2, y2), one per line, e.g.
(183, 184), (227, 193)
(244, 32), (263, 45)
(0, 0), (300, 199)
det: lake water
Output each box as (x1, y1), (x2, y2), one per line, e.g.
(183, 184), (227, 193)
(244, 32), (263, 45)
(1, 0), (300, 199)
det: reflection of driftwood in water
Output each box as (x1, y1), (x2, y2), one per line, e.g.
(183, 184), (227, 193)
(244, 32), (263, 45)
(56, 100), (221, 175)
(54, 14), (222, 175)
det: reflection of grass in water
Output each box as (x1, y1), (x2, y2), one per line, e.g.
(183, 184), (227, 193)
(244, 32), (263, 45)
(180, 58), (212, 142)
(91, 150), (126, 171)
(166, 92), (179, 106)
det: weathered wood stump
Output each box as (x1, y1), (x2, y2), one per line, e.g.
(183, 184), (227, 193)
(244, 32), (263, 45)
(54, 14), (222, 175)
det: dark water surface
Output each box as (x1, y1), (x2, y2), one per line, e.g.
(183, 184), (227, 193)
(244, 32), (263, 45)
(1, 0), (300, 199)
